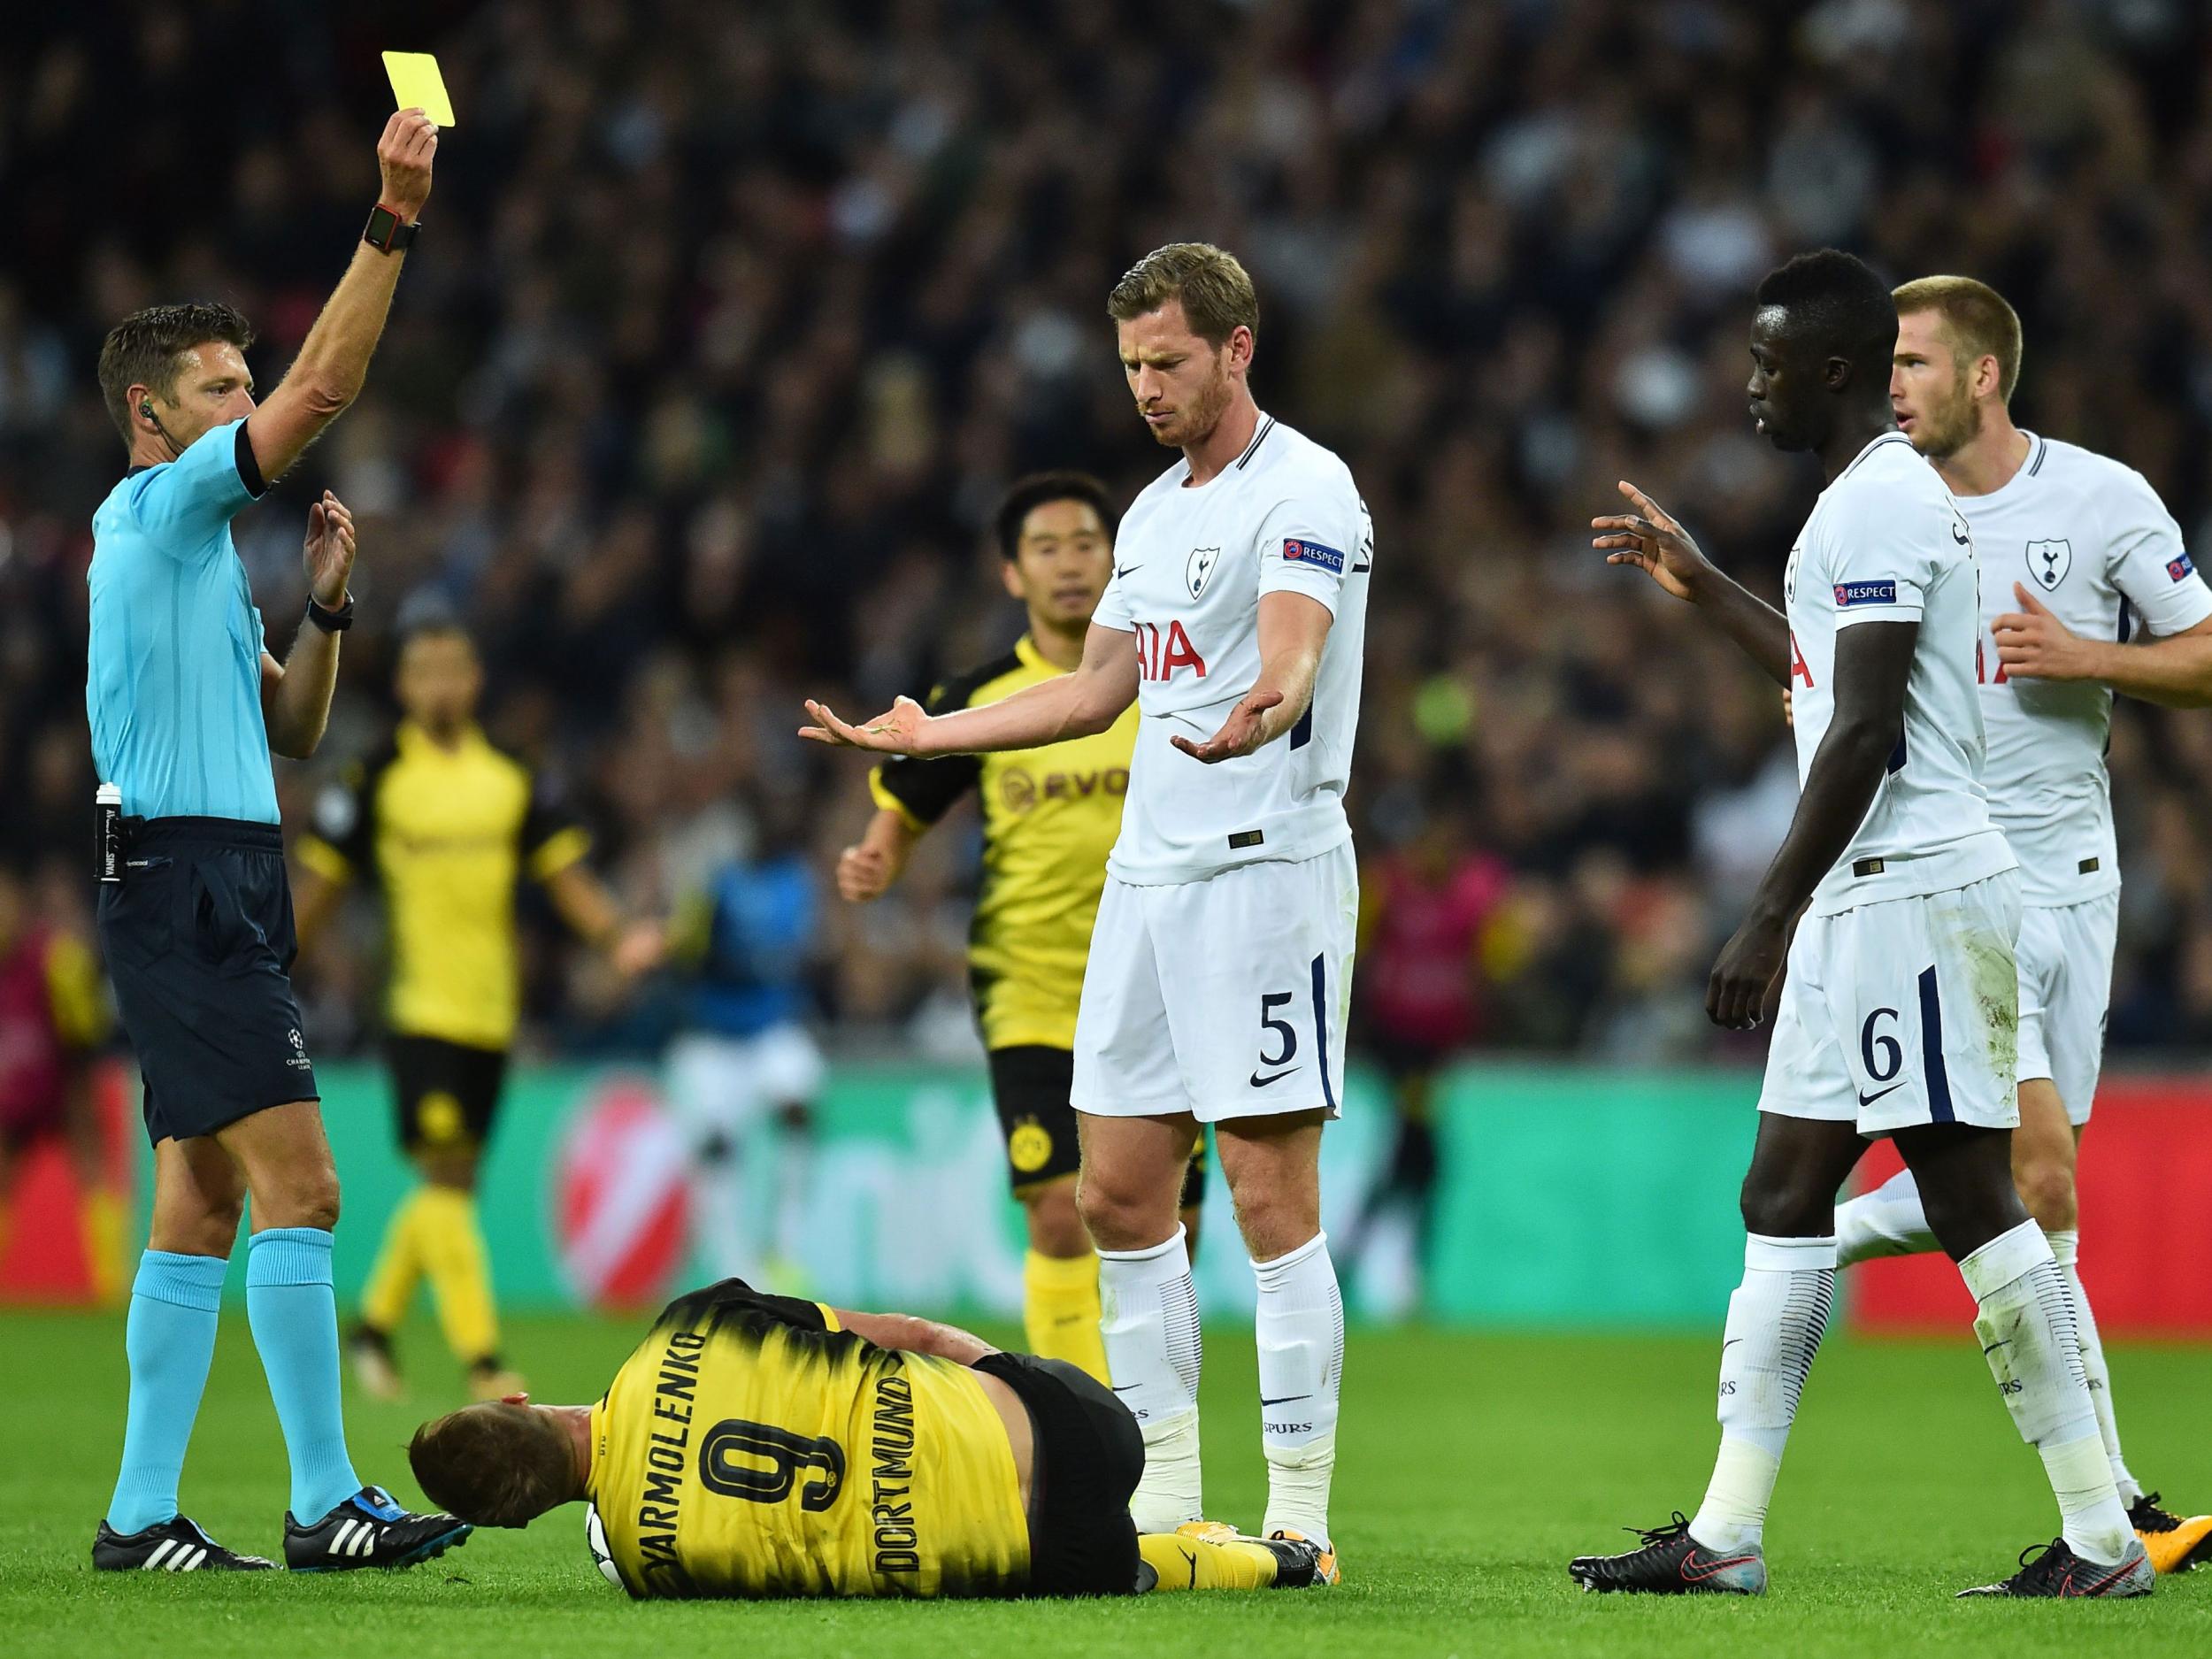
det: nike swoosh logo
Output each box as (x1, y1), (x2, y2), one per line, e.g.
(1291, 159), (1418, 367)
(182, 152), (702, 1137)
(1681, 1549), (1761, 1583)
(1115, 565), (1144, 578)
(1720, 1339), (1741, 1351)
(1249, 1066), (1300, 1087)
(1179, 1545), (1197, 1588)
(1858, 1081), (1907, 1106)
(1260, 1394), (1310, 1407)
(1952, 525), (1969, 544)
(1111, 1384), (1140, 1393)
(1981, 1339), (2010, 1356)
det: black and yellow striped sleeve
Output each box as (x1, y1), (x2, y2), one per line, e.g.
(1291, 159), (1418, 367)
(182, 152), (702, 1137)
(522, 769), (593, 882)
(869, 657), (1009, 828)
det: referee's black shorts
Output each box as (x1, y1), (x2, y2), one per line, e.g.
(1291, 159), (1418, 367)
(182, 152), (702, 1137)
(96, 818), (317, 1145)
(972, 1349), (1143, 1597)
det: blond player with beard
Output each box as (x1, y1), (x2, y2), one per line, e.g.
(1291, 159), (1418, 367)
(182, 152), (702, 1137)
(1838, 274), (2212, 1572)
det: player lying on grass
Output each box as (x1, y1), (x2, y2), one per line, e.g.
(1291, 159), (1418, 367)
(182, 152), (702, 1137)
(406, 1278), (1325, 1599)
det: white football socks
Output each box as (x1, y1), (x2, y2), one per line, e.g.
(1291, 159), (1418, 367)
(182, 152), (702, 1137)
(1098, 1225), (1204, 1532)
(1833, 1169), (1937, 1267)
(1959, 1220), (2131, 1563)
(2047, 1228), (2142, 1508)
(1253, 1231), (1344, 1547)
(1689, 1233), (1836, 1553)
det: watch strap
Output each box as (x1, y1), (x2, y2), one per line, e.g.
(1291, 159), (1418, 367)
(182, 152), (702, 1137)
(306, 593), (356, 634)
(363, 204), (421, 254)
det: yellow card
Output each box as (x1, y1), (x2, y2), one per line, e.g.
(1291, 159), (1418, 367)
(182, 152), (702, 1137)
(382, 51), (456, 127)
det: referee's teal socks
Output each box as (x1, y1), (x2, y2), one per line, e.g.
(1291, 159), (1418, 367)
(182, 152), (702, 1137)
(246, 1227), (362, 1522)
(107, 1250), (228, 1534)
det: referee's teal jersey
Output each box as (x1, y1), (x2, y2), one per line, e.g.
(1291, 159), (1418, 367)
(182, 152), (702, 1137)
(87, 419), (277, 823)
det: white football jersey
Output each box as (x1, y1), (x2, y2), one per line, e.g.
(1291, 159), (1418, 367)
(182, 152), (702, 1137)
(1093, 412), (1371, 884)
(1956, 433), (2212, 905)
(1783, 431), (2016, 915)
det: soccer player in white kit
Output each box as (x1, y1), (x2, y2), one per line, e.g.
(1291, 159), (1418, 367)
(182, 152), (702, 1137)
(1569, 251), (2150, 1600)
(1833, 275), (2212, 1571)
(802, 243), (1368, 1580)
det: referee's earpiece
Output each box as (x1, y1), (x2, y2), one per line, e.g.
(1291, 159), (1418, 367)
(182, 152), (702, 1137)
(140, 400), (156, 426)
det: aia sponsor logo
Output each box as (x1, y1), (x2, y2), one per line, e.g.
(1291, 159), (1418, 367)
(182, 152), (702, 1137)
(1135, 619), (1207, 681)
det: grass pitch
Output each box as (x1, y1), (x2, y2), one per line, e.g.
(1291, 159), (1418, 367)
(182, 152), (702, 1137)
(1, 1310), (2207, 1658)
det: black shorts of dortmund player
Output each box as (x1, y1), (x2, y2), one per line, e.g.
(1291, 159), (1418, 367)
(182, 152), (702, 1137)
(972, 1349), (1144, 1596)
(388, 1034), (509, 1155)
(988, 1045), (1208, 1208)
(96, 818), (319, 1145)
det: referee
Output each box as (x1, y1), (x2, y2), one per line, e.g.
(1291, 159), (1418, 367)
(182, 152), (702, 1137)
(87, 111), (466, 1575)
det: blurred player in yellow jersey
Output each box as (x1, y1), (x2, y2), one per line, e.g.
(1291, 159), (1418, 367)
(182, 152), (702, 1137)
(839, 473), (1203, 1382)
(406, 1277), (1325, 1599)
(293, 603), (661, 1401)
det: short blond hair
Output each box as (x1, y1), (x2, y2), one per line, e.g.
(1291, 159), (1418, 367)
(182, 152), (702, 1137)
(1892, 275), (2024, 403)
(1107, 243), (1258, 346)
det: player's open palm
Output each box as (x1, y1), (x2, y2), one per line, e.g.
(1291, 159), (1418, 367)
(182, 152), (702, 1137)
(377, 108), (437, 218)
(801, 695), (932, 756)
(1172, 687), (1284, 764)
(302, 491), (356, 607)
(1593, 480), (1715, 603)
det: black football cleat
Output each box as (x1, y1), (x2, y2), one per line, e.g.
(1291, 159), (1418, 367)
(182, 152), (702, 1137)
(1956, 1536), (2154, 1598)
(284, 1486), (471, 1571)
(93, 1514), (275, 1571)
(1569, 1511), (1766, 1595)
(2129, 1493), (2212, 1575)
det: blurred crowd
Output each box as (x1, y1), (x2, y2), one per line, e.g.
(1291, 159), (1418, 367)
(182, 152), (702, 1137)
(5, 0), (2212, 1067)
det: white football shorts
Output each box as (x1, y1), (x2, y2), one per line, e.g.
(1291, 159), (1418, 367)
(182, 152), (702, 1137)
(1071, 840), (1357, 1125)
(664, 1023), (826, 1138)
(2014, 891), (2118, 1126)
(1760, 870), (2023, 1134)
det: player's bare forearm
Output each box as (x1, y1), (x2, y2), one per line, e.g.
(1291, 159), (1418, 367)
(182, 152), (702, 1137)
(805, 623), (1136, 757)
(2074, 631), (2212, 708)
(1687, 568), (1793, 687)
(247, 111), (434, 482)
(840, 809), (920, 902)
(261, 634), (341, 759)
(1175, 591), (1332, 763)
(544, 863), (624, 949)
(830, 1309), (996, 1365)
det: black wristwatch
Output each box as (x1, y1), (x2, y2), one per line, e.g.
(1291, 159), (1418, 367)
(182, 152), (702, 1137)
(363, 203), (421, 254)
(306, 593), (356, 633)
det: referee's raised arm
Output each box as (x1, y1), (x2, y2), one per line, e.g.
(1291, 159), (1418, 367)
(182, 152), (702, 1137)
(245, 109), (436, 483)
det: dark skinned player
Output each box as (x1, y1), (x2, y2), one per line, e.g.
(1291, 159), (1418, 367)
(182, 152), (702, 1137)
(1567, 251), (2148, 1601)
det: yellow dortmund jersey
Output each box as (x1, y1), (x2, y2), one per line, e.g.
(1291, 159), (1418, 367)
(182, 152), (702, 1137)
(585, 1280), (1030, 1600)
(296, 721), (591, 1050)
(870, 635), (1136, 1049)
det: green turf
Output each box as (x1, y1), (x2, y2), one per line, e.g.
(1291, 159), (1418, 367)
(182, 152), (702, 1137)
(1, 1310), (2206, 1658)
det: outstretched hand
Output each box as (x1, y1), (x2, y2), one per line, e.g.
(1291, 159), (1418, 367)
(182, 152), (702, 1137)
(1593, 480), (1716, 603)
(1171, 687), (1285, 763)
(800, 695), (932, 755)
